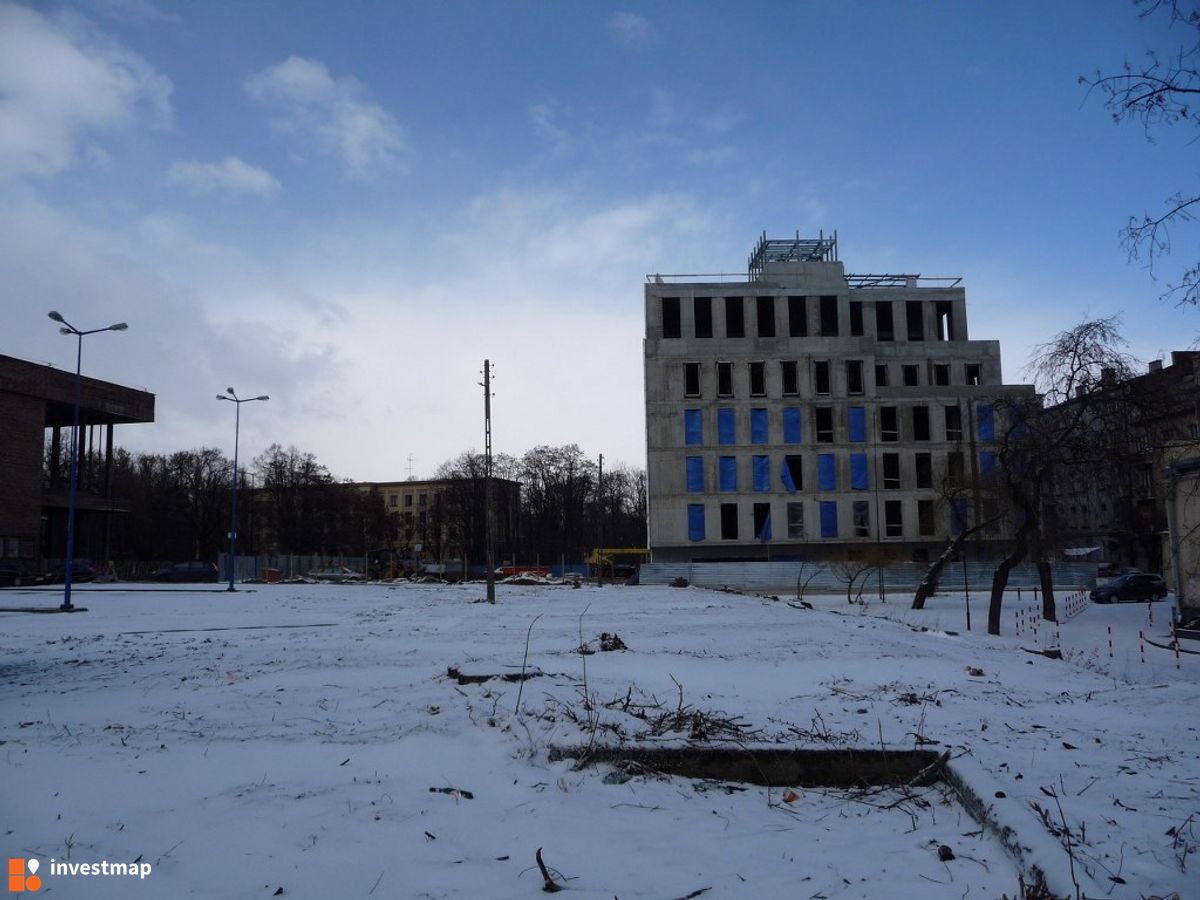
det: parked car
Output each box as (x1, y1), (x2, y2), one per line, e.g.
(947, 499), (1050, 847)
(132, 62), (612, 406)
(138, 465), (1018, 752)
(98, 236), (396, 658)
(306, 565), (365, 583)
(47, 559), (99, 583)
(152, 561), (220, 583)
(1090, 573), (1168, 603)
(0, 562), (38, 587)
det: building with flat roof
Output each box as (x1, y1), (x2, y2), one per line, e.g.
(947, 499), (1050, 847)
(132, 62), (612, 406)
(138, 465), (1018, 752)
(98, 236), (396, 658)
(0, 354), (154, 567)
(643, 232), (1034, 564)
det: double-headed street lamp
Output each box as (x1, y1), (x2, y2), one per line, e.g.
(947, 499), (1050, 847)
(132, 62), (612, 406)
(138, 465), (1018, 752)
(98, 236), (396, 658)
(47, 311), (128, 611)
(216, 388), (268, 591)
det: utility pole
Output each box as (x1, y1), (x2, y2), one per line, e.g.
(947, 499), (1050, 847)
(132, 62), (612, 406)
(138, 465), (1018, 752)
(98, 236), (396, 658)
(482, 360), (496, 604)
(597, 453), (604, 586)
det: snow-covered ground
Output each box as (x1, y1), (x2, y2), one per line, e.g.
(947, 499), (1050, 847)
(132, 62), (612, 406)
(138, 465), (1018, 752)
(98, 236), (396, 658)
(2, 582), (1196, 899)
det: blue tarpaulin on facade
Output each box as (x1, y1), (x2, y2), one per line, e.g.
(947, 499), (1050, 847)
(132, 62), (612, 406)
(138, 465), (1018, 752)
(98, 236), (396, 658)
(719, 456), (737, 491)
(820, 501), (838, 538)
(685, 409), (702, 446)
(850, 452), (868, 489)
(751, 408), (768, 444)
(686, 456), (704, 492)
(752, 455), (770, 491)
(848, 406), (867, 442)
(818, 453), (836, 490)
(782, 407), (802, 443)
(718, 408), (736, 444)
(687, 504), (705, 541)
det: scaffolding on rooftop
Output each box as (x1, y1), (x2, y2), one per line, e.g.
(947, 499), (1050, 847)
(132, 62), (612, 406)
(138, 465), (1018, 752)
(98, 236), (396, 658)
(747, 229), (838, 279)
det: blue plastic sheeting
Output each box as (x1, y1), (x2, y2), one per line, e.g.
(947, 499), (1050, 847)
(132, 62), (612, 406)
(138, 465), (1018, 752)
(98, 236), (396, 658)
(686, 456), (704, 492)
(850, 452), (869, 490)
(952, 499), (969, 536)
(687, 504), (705, 541)
(684, 409), (702, 446)
(719, 456), (737, 491)
(718, 408), (736, 445)
(782, 407), (802, 443)
(756, 509), (772, 542)
(848, 406), (867, 442)
(820, 501), (838, 538)
(978, 404), (995, 441)
(750, 408), (768, 444)
(752, 455), (770, 491)
(980, 450), (998, 477)
(818, 453), (836, 491)
(780, 458), (798, 492)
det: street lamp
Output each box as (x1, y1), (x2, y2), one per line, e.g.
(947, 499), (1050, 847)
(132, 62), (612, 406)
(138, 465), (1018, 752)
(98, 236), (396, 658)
(216, 388), (268, 591)
(48, 311), (128, 611)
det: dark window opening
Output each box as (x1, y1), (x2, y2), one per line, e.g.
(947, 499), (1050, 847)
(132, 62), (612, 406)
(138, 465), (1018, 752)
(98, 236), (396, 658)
(880, 406), (899, 442)
(915, 452), (932, 488)
(784, 454), (804, 491)
(906, 301), (925, 341)
(717, 362), (733, 397)
(756, 296), (775, 337)
(875, 364), (889, 388)
(684, 362), (700, 397)
(820, 295), (839, 336)
(913, 406), (931, 441)
(947, 451), (964, 481)
(945, 405), (962, 441)
(662, 297), (680, 338)
(918, 500), (936, 536)
(814, 360), (831, 395)
(781, 361), (798, 395)
(816, 407), (834, 443)
(935, 301), (955, 341)
(749, 362), (766, 396)
(725, 297), (744, 338)
(788, 296), (808, 337)
(846, 360), (864, 395)
(852, 500), (870, 538)
(933, 364), (950, 386)
(720, 503), (739, 540)
(875, 301), (894, 341)
(902, 364), (920, 387)
(753, 502), (771, 540)
(885, 500), (903, 538)
(787, 502), (805, 539)
(966, 363), (982, 386)
(883, 453), (900, 489)
(694, 297), (712, 338)
(849, 301), (864, 336)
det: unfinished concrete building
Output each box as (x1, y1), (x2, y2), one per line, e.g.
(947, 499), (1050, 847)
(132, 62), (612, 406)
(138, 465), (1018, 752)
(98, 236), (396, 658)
(643, 232), (1034, 564)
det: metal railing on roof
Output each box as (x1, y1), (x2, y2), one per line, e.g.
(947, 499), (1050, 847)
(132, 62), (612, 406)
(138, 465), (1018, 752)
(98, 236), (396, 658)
(646, 272), (964, 288)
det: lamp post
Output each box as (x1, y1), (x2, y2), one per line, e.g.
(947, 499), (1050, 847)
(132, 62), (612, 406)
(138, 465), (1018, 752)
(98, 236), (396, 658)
(216, 388), (269, 591)
(47, 311), (128, 611)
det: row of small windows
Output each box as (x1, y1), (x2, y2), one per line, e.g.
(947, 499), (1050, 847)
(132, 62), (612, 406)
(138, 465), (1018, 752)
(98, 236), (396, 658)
(661, 296), (958, 342)
(683, 359), (984, 398)
(387, 492), (427, 508)
(683, 449), (999, 494)
(682, 403), (998, 446)
(684, 497), (967, 541)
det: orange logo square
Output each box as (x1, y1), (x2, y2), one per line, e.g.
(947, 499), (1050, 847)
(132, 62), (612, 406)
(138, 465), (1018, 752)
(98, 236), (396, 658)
(6, 859), (40, 892)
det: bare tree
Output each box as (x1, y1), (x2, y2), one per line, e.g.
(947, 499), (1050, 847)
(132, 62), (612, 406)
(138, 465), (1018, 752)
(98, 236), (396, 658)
(1081, 0), (1200, 306)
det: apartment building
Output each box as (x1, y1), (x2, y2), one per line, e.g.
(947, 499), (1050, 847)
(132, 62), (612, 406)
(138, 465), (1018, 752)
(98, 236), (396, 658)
(643, 232), (1034, 563)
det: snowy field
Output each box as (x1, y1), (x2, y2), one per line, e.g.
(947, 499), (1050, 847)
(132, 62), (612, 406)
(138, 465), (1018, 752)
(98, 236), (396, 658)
(2, 582), (1196, 899)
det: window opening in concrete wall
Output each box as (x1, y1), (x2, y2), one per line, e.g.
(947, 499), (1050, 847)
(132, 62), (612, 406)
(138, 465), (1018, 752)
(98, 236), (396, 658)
(781, 360), (798, 395)
(848, 406), (867, 442)
(687, 504), (705, 541)
(685, 409), (703, 445)
(915, 452), (932, 488)
(786, 502), (805, 538)
(883, 452), (900, 489)
(816, 407), (834, 443)
(788, 296), (808, 337)
(880, 406), (899, 442)
(918, 499), (935, 536)
(662, 297), (680, 338)
(756, 296), (775, 337)
(885, 500), (903, 537)
(902, 364), (920, 387)
(945, 405), (962, 441)
(782, 408), (802, 443)
(783, 454), (803, 491)
(913, 405), (931, 441)
(849, 301), (864, 336)
(820, 295), (839, 336)
(853, 500), (870, 537)
(847, 360), (864, 395)
(818, 452), (836, 490)
(933, 363), (950, 386)
(750, 362), (766, 396)
(717, 362), (733, 397)
(725, 296), (744, 338)
(719, 456), (737, 491)
(753, 455), (770, 491)
(875, 301), (894, 341)
(720, 503), (739, 539)
(875, 364), (889, 388)
(686, 456), (704, 492)
(966, 363), (982, 386)
(694, 297), (712, 338)
(947, 451), (964, 481)
(814, 360), (831, 395)
(820, 500), (838, 538)
(750, 408), (769, 444)
(935, 301), (955, 341)
(850, 452), (869, 490)
(684, 362), (701, 397)
(906, 301), (924, 341)
(753, 502), (772, 540)
(717, 408), (736, 444)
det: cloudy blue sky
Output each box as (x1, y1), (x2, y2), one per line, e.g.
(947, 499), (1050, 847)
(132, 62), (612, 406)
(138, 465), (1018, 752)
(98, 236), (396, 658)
(2, 0), (1196, 481)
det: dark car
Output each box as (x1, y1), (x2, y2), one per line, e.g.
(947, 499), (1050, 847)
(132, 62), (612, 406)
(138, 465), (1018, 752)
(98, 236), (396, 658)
(47, 559), (99, 583)
(0, 562), (37, 587)
(1090, 573), (1168, 603)
(152, 561), (220, 583)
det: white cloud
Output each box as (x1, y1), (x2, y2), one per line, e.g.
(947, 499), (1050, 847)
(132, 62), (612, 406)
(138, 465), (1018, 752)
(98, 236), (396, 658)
(164, 157), (282, 197)
(245, 56), (405, 179)
(0, 3), (171, 180)
(607, 11), (656, 50)
(529, 102), (569, 147)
